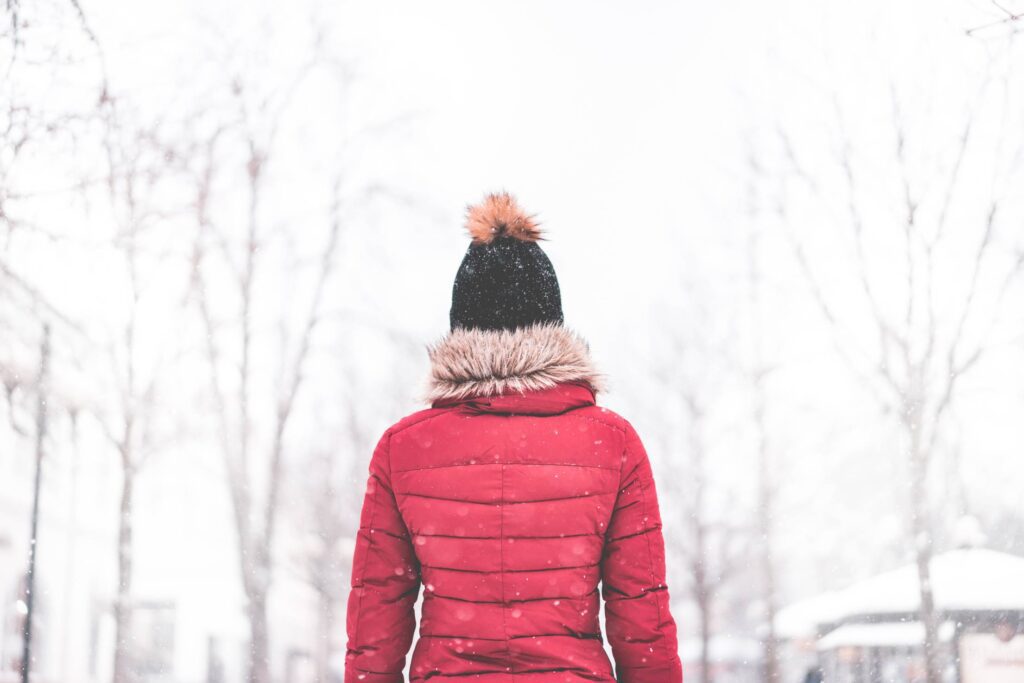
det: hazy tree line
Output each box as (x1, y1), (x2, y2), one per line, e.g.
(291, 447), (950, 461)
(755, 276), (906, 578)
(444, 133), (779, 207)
(2, 1), (419, 680)
(632, 21), (1024, 683)
(4, 4), (1024, 683)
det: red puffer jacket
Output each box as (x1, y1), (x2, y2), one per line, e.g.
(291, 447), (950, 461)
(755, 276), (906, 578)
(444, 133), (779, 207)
(345, 323), (682, 682)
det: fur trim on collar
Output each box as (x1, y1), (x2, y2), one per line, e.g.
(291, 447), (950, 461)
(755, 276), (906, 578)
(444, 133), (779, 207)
(423, 322), (606, 404)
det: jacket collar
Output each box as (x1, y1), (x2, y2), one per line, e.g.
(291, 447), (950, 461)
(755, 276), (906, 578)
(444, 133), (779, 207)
(433, 381), (597, 415)
(424, 322), (606, 412)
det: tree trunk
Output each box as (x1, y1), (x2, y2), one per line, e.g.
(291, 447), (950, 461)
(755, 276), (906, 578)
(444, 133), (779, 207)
(691, 464), (713, 683)
(315, 587), (333, 683)
(695, 579), (712, 683)
(905, 406), (941, 683)
(247, 588), (271, 683)
(755, 390), (779, 683)
(112, 463), (135, 683)
(758, 505), (779, 683)
(20, 323), (50, 683)
(680, 401), (716, 683)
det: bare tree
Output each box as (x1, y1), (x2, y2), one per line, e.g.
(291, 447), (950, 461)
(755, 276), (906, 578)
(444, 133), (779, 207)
(678, 393), (748, 683)
(966, 0), (1024, 36)
(290, 322), (420, 682)
(745, 224), (780, 683)
(92, 101), (182, 683)
(303, 442), (350, 683)
(772, 81), (1024, 683)
(1, 5), (125, 678)
(187, 73), (344, 681)
(644, 272), (749, 683)
(291, 385), (370, 683)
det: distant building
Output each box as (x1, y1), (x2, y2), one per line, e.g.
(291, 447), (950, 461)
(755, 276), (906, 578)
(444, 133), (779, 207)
(776, 548), (1024, 683)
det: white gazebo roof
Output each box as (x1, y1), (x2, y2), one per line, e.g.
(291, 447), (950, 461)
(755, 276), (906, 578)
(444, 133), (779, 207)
(777, 549), (1024, 638)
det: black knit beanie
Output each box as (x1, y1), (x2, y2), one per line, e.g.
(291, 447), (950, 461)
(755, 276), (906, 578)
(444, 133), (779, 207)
(449, 192), (564, 332)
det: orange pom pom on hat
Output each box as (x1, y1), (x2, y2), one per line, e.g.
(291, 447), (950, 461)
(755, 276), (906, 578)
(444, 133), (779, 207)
(450, 191), (563, 332)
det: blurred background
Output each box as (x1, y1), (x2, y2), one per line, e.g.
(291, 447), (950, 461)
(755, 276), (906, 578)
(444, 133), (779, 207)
(2, 1), (1024, 682)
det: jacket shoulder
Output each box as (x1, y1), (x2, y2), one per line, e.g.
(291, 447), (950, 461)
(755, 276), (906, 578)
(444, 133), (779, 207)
(570, 404), (632, 434)
(384, 405), (451, 438)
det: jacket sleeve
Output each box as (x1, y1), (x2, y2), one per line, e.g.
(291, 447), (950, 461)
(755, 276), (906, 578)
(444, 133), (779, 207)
(344, 429), (421, 683)
(601, 419), (683, 683)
